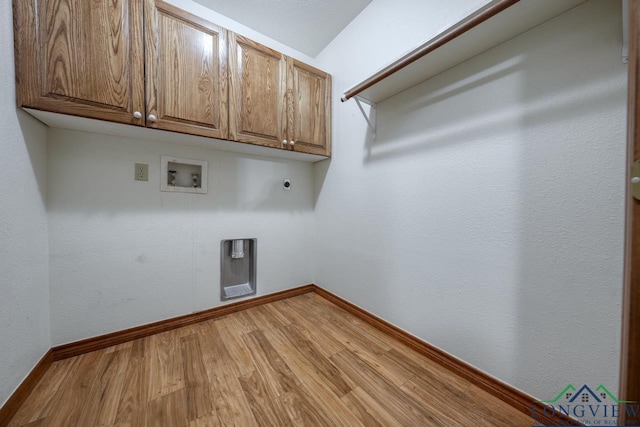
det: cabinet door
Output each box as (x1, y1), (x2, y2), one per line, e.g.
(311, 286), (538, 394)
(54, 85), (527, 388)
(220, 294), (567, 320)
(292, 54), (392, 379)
(287, 58), (331, 156)
(13, 0), (145, 125)
(229, 33), (287, 148)
(145, 0), (228, 139)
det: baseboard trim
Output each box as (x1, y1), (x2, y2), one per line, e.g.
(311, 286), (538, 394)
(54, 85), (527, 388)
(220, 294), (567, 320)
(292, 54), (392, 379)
(51, 284), (315, 361)
(311, 285), (582, 427)
(3, 283), (581, 427)
(0, 349), (52, 427)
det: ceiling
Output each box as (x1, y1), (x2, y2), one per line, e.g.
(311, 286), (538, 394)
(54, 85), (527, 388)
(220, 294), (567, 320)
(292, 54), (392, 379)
(193, 0), (372, 57)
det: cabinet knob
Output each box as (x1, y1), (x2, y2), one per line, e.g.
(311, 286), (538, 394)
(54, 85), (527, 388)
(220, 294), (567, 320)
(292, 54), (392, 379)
(148, 114), (157, 122)
(133, 111), (142, 119)
(282, 139), (288, 146)
(290, 140), (295, 146)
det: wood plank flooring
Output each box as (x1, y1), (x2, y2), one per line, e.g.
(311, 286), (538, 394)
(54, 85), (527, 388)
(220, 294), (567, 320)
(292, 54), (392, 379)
(8, 293), (538, 426)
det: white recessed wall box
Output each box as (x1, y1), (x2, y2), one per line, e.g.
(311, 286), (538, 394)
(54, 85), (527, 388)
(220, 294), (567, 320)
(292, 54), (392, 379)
(161, 155), (208, 194)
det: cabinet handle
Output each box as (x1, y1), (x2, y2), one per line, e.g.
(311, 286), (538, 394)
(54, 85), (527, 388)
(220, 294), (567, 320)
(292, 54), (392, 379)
(282, 139), (288, 146)
(290, 140), (295, 146)
(133, 111), (142, 119)
(148, 114), (157, 122)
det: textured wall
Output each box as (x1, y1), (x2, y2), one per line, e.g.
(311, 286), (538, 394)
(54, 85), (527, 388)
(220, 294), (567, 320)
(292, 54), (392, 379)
(46, 0), (320, 346)
(4, 0), (628, 412)
(0, 1), (51, 408)
(314, 0), (626, 400)
(47, 129), (315, 345)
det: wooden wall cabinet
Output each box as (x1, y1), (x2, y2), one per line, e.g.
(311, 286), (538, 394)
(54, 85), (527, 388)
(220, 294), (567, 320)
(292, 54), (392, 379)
(145, 0), (228, 139)
(13, 0), (146, 125)
(228, 33), (287, 149)
(14, 0), (228, 139)
(14, 0), (331, 158)
(229, 34), (331, 156)
(287, 58), (331, 156)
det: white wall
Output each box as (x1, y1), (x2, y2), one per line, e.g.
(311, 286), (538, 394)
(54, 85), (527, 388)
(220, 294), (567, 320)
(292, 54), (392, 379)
(0, 1), (51, 408)
(314, 0), (626, 400)
(47, 129), (315, 345)
(45, 0), (319, 346)
(3, 0), (627, 411)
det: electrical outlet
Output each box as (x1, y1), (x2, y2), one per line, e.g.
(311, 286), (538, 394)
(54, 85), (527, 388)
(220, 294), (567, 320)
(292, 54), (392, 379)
(135, 163), (148, 181)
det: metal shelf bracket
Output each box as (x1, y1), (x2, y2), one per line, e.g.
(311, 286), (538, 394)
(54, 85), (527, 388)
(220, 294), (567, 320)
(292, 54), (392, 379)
(354, 96), (377, 139)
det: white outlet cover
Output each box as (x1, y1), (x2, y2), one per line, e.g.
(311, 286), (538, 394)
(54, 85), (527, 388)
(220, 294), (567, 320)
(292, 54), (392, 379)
(134, 163), (148, 181)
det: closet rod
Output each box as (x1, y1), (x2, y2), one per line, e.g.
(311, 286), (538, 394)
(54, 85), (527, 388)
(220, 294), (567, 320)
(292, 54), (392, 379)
(341, 0), (520, 102)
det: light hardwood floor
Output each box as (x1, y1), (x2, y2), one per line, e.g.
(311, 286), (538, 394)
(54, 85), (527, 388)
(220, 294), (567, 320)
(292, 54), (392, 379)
(8, 293), (537, 426)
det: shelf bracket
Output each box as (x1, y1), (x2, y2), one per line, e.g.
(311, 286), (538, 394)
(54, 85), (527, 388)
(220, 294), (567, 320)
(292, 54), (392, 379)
(354, 96), (377, 139)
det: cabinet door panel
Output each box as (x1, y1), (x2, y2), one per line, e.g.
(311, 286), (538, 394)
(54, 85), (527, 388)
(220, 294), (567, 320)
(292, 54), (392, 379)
(229, 33), (286, 148)
(14, 0), (145, 124)
(288, 59), (331, 156)
(145, 0), (228, 139)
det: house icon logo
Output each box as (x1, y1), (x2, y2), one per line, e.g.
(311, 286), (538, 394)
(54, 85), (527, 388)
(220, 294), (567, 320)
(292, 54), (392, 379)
(533, 384), (639, 425)
(567, 384), (600, 404)
(541, 384), (631, 405)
